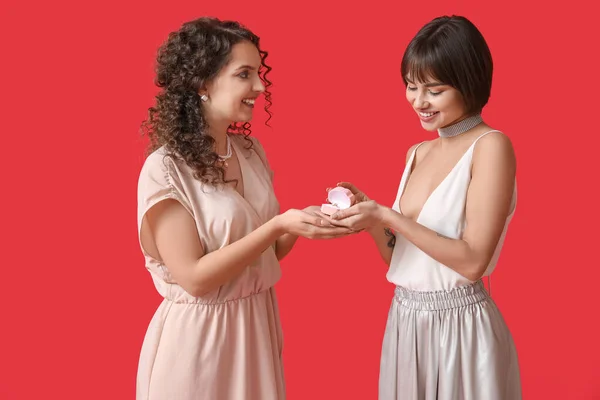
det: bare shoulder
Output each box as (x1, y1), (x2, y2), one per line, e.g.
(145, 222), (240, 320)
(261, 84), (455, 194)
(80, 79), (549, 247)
(476, 129), (514, 150)
(473, 130), (516, 174)
(406, 143), (419, 163)
(405, 140), (433, 164)
(474, 130), (515, 158)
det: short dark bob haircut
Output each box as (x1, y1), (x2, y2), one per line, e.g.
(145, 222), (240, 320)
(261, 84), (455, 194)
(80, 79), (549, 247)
(401, 15), (493, 115)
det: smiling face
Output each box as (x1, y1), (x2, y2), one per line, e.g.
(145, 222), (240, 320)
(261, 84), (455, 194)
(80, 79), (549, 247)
(405, 75), (469, 131)
(200, 40), (265, 125)
(400, 16), (495, 131)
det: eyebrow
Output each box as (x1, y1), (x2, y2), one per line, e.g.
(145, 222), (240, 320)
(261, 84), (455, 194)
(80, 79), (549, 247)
(234, 65), (258, 71)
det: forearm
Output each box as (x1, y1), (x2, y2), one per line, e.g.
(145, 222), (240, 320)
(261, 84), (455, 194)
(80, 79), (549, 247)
(190, 216), (284, 296)
(275, 233), (299, 260)
(366, 226), (395, 265)
(381, 207), (485, 281)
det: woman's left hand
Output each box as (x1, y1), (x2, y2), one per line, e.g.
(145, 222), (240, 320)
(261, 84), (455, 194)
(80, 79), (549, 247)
(326, 200), (386, 232)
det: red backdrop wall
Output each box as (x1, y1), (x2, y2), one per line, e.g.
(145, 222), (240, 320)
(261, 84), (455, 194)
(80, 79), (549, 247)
(2, 0), (599, 399)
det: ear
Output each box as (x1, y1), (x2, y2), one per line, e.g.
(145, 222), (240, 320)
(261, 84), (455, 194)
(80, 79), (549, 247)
(198, 85), (209, 102)
(197, 78), (209, 98)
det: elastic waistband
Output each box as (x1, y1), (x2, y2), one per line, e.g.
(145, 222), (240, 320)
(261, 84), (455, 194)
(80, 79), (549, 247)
(394, 280), (489, 311)
(164, 287), (270, 305)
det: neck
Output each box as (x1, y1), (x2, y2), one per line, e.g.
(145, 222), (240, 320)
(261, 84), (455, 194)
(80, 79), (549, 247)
(438, 113), (483, 138)
(206, 119), (231, 155)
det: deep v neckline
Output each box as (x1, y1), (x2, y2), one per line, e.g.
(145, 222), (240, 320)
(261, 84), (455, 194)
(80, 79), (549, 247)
(398, 130), (500, 222)
(398, 141), (474, 223)
(229, 136), (247, 200)
(228, 137), (266, 224)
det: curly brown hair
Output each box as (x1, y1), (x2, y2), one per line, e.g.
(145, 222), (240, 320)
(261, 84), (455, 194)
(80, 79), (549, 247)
(141, 17), (273, 185)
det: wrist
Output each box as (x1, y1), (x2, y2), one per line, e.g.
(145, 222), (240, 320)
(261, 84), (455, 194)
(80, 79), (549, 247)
(271, 214), (288, 237)
(377, 204), (391, 225)
(381, 206), (409, 232)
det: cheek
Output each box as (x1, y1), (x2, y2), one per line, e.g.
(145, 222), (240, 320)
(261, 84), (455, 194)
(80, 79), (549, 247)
(229, 85), (250, 105)
(448, 101), (465, 117)
(441, 93), (465, 114)
(434, 97), (452, 113)
(216, 92), (241, 110)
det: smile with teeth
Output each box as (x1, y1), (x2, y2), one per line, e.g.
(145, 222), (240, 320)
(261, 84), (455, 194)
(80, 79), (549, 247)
(242, 99), (255, 106)
(419, 111), (439, 117)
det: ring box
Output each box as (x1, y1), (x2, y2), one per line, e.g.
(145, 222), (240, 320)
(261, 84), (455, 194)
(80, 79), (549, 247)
(321, 187), (355, 215)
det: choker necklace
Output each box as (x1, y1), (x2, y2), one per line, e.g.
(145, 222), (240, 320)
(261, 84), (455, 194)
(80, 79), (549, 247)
(438, 114), (483, 138)
(217, 135), (232, 167)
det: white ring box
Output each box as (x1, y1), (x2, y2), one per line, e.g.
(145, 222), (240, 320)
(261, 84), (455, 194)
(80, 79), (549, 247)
(321, 187), (355, 215)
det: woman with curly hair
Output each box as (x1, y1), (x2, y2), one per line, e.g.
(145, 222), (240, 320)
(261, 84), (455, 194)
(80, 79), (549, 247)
(136, 17), (349, 400)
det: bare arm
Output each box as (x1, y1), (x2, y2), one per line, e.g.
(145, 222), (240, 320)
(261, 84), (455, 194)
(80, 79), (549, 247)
(142, 201), (351, 297)
(379, 133), (516, 281)
(363, 226), (395, 265)
(274, 233), (299, 260)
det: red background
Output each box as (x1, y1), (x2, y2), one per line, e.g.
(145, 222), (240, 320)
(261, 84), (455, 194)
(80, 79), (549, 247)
(2, 0), (599, 399)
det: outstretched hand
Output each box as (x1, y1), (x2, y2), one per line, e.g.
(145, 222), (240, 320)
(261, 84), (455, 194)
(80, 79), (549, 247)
(302, 205), (335, 224)
(325, 200), (386, 232)
(320, 182), (379, 232)
(279, 208), (354, 240)
(326, 182), (370, 204)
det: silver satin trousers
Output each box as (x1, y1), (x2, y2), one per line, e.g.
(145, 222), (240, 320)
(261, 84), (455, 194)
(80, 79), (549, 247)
(379, 280), (522, 400)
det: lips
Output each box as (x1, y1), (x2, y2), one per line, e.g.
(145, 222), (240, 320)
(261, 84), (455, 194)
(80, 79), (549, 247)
(242, 98), (255, 107)
(417, 110), (439, 122)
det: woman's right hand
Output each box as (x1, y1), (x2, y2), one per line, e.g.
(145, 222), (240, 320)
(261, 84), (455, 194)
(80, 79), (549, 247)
(322, 182), (372, 232)
(328, 182), (370, 203)
(277, 209), (353, 239)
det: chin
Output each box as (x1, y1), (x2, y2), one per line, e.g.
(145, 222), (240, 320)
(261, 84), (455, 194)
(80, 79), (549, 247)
(236, 112), (254, 123)
(420, 121), (439, 132)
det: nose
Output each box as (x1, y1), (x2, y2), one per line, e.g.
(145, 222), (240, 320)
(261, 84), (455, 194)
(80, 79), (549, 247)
(254, 77), (266, 93)
(413, 91), (429, 109)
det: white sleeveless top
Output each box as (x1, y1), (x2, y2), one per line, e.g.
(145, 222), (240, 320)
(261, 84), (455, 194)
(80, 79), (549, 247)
(386, 130), (517, 291)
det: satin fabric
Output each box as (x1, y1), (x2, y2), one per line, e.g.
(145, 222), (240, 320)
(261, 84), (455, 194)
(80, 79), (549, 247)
(379, 281), (522, 400)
